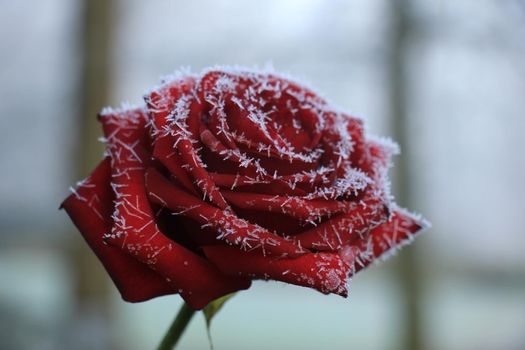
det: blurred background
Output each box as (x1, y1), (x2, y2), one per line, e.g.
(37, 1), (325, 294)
(1, 0), (525, 349)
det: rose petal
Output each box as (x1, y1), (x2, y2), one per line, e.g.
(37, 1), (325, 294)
(221, 190), (359, 223)
(342, 208), (428, 275)
(209, 167), (336, 196)
(61, 158), (174, 302)
(209, 173), (307, 196)
(292, 196), (390, 251)
(152, 135), (199, 196)
(204, 246), (350, 297)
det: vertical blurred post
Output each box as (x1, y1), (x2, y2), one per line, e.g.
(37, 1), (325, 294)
(69, 0), (115, 347)
(79, 0), (113, 173)
(387, 1), (424, 350)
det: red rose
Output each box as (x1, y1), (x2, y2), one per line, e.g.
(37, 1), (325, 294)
(62, 68), (427, 309)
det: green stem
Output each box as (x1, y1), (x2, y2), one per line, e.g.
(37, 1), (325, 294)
(156, 302), (196, 350)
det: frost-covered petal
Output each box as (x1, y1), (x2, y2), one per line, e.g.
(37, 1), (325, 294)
(292, 196), (390, 251)
(209, 173), (308, 196)
(221, 190), (361, 223)
(152, 135), (199, 196)
(341, 208), (428, 275)
(203, 246), (350, 296)
(61, 158), (173, 302)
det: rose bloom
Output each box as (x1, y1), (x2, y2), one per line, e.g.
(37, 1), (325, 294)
(62, 67), (428, 309)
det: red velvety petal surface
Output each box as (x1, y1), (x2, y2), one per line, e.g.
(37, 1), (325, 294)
(61, 158), (174, 302)
(203, 246), (350, 297)
(341, 209), (428, 275)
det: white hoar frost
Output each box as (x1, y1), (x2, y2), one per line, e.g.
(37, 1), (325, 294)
(306, 167), (372, 200)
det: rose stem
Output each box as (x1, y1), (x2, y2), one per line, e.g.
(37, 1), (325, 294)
(156, 301), (195, 350)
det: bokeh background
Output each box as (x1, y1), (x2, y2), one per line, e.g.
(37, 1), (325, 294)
(1, 0), (525, 349)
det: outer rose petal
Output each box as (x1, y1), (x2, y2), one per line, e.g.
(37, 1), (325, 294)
(292, 196), (389, 251)
(203, 246), (350, 297)
(61, 158), (174, 302)
(342, 208), (428, 275)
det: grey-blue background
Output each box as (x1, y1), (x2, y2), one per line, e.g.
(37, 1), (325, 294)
(1, 1), (524, 349)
